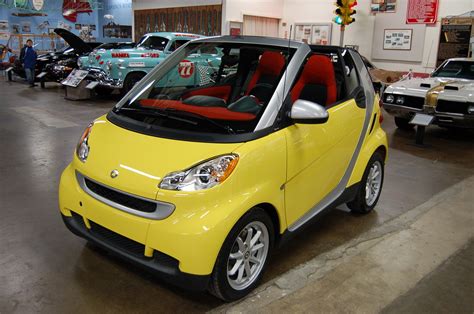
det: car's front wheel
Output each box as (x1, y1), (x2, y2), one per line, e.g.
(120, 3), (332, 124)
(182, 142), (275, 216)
(121, 72), (146, 96)
(347, 151), (385, 214)
(394, 117), (414, 130)
(209, 208), (274, 301)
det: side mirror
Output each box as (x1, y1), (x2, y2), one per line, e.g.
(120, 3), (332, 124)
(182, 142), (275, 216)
(290, 99), (329, 124)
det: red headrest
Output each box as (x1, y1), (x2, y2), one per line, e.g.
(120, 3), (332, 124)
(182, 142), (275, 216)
(291, 54), (337, 105)
(258, 51), (285, 76)
(246, 51), (285, 95)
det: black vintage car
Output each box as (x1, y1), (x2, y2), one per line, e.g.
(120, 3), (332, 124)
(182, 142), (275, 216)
(12, 28), (102, 85)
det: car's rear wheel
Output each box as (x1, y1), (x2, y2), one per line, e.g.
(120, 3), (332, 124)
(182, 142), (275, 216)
(209, 208), (273, 301)
(394, 117), (414, 130)
(347, 151), (384, 214)
(121, 72), (146, 96)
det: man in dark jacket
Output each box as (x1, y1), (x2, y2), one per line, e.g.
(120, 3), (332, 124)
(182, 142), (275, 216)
(23, 39), (37, 87)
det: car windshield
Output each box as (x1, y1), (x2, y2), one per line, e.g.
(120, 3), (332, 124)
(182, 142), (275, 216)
(136, 35), (169, 50)
(432, 60), (474, 80)
(113, 41), (294, 136)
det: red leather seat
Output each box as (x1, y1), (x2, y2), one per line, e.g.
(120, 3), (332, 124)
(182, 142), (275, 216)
(245, 51), (286, 95)
(291, 54), (337, 106)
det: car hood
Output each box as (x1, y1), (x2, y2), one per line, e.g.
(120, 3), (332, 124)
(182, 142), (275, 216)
(76, 115), (242, 200)
(385, 77), (474, 100)
(54, 28), (92, 55)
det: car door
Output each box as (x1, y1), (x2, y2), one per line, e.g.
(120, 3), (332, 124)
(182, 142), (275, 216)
(284, 51), (367, 230)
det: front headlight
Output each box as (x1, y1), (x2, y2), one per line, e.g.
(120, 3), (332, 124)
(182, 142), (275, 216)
(76, 123), (93, 162)
(395, 96), (405, 105)
(468, 104), (474, 114)
(385, 94), (394, 103)
(77, 58), (83, 68)
(159, 154), (239, 191)
(106, 61), (112, 71)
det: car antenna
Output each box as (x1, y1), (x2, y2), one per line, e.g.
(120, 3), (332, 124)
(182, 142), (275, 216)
(282, 24), (292, 108)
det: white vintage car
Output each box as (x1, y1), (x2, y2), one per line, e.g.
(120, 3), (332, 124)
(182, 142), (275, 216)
(383, 58), (474, 129)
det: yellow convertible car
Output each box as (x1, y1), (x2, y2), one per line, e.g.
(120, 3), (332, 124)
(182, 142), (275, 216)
(59, 36), (388, 301)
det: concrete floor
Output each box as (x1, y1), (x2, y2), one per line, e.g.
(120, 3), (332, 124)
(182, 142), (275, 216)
(0, 79), (473, 313)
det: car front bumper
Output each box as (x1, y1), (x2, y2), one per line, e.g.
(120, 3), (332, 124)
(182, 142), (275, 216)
(61, 212), (210, 291)
(383, 103), (474, 128)
(85, 68), (123, 89)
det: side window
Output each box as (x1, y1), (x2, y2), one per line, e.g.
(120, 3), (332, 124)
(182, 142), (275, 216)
(168, 40), (189, 52)
(343, 51), (360, 96)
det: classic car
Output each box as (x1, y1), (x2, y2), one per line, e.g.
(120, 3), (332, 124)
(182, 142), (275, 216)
(59, 36), (388, 301)
(11, 28), (102, 84)
(77, 32), (211, 95)
(383, 58), (474, 129)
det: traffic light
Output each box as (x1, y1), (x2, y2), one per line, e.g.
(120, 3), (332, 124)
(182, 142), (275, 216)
(333, 0), (357, 26)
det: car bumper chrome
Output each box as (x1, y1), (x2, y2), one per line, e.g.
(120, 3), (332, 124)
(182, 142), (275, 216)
(85, 68), (123, 89)
(383, 103), (474, 128)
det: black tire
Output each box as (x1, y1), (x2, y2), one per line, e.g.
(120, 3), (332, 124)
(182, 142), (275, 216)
(209, 208), (274, 301)
(394, 117), (414, 130)
(95, 86), (114, 96)
(121, 72), (146, 96)
(347, 151), (385, 214)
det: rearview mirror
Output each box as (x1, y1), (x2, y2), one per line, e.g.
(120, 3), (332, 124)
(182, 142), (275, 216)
(290, 99), (329, 124)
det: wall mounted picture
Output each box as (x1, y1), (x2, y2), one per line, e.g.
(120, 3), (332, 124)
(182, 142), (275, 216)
(295, 23), (332, 45)
(21, 22), (31, 33)
(0, 20), (8, 31)
(12, 24), (20, 34)
(371, 0), (397, 13)
(383, 29), (412, 50)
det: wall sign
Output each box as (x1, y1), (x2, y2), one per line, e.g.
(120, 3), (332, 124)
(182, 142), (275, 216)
(370, 0), (397, 13)
(383, 29), (413, 50)
(406, 0), (438, 24)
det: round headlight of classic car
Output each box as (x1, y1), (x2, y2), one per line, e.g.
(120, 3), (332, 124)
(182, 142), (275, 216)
(396, 96), (405, 105)
(385, 94), (395, 103)
(468, 104), (474, 114)
(77, 58), (82, 68)
(106, 61), (112, 71)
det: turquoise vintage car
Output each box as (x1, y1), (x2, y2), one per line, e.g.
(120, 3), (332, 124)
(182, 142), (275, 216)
(78, 32), (221, 95)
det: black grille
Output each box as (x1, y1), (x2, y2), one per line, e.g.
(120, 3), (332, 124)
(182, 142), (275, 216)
(436, 100), (470, 114)
(402, 95), (425, 110)
(70, 212), (178, 266)
(84, 178), (156, 213)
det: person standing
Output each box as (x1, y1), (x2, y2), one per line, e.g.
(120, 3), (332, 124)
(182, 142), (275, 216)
(23, 39), (37, 87)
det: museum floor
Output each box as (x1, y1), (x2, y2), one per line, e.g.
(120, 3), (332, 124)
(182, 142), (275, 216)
(0, 78), (473, 313)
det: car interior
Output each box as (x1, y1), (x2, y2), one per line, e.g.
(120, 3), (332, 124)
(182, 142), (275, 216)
(126, 44), (355, 133)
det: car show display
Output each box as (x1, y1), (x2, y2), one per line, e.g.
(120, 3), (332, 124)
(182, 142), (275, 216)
(2, 1), (474, 310)
(76, 32), (209, 95)
(383, 57), (474, 130)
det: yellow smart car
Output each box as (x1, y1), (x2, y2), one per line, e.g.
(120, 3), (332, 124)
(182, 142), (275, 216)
(59, 36), (388, 301)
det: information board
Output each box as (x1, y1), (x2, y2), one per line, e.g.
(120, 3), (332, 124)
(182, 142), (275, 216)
(406, 0), (438, 24)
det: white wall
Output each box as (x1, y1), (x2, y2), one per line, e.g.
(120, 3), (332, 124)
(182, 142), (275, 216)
(280, 0), (375, 59)
(223, 0), (284, 34)
(373, 0), (473, 73)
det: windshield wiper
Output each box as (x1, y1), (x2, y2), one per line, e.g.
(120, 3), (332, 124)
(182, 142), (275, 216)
(158, 107), (235, 134)
(114, 107), (198, 125)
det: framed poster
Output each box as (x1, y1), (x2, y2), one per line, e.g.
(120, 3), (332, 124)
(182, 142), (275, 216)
(294, 24), (312, 43)
(295, 23), (332, 45)
(371, 0), (397, 13)
(311, 24), (332, 45)
(406, 0), (438, 24)
(229, 21), (243, 36)
(383, 29), (412, 50)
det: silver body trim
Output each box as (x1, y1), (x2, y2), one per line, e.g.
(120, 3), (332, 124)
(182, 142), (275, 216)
(288, 50), (375, 232)
(76, 171), (175, 220)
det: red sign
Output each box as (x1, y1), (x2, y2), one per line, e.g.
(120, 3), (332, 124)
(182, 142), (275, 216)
(230, 27), (241, 36)
(406, 0), (439, 24)
(178, 60), (194, 78)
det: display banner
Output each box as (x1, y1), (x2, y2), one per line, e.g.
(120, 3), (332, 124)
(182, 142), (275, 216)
(406, 0), (438, 24)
